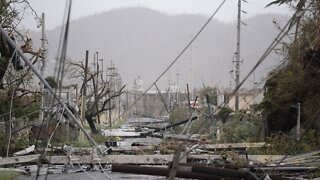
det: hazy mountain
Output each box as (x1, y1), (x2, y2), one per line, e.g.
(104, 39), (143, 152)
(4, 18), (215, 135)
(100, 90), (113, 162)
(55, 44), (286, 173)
(30, 7), (289, 90)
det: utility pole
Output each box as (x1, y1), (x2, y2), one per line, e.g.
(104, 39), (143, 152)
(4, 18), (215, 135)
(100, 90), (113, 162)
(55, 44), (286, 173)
(96, 52), (99, 88)
(107, 61), (115, 127)
(95, 52), (100, 125)
(39, 13), (46, 125)
(117, 75), (122, 120)
(80, 50), (89, 140)
(0, 25), (98, 148)
(297, 103), (301, 141)
(168, 72), (171, 110)
(235, 0), (241, 111)
(93, 53), (96, 74)
(176, 71), (180, 106)
(125, 90), (129, 117)
(189, 34), (194, 100)
(99, 58), (104, 82)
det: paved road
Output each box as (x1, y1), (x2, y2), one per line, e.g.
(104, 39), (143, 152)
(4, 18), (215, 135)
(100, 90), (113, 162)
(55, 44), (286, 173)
(18, 171), (166, 180)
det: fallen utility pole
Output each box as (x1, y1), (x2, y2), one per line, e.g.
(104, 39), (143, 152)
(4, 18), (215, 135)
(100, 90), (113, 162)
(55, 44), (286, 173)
(0, 27), (98, 148)
(155, 83), (169, 113)
(0, 154), (43, 166)
(144, 116), (198, 135)
(112, 164), (239, 180)
(168, 143), (184, 180)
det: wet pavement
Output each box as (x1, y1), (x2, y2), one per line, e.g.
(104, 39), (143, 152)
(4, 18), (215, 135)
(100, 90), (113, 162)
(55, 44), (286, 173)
(18, 171), (166, 180)
(16, 165), (190, 180)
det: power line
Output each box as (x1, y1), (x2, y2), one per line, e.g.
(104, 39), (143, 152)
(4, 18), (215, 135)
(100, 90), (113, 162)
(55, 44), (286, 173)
(116, 0), (227, 121)
(176, 3), (307, 162)
(230, 12), (295, 100)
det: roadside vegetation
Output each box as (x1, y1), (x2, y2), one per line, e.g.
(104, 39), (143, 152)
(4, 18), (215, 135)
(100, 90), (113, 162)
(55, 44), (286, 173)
(1, 0), (320, 158)
(0, 171), (19, 180)
(166, 0), (320, 155)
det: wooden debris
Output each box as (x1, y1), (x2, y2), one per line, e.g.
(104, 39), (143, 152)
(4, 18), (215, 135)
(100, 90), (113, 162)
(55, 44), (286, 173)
(199, 142), (265, 150)
(111, 164), (240, 180)
(167, 143), (184, 179)
(0, 154), (43, 166)
(48, 155), (180, 165)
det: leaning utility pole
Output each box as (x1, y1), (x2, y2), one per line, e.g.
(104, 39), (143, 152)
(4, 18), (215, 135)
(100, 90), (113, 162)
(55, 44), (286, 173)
(81, 51), (89, 122)
(95, 52), (100, 125)
(39, 13), (46, 124)
(80, 50), (89, 140)
(297, 103), (301, 141)
(0, 27), (98, 147)
(235, 0), (241, 111)
(176, 71), (180, 106)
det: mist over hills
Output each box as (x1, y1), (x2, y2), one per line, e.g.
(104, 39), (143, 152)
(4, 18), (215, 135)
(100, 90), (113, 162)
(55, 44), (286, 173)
(30, 7), (289, 90)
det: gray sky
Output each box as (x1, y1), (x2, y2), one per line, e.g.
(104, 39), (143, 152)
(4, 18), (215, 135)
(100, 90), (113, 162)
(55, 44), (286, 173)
(18, 0), (292, 90)
(21, 0), (292, 30)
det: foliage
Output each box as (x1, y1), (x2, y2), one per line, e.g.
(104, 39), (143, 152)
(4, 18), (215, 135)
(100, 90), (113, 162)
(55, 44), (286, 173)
(0, 133), (31, 156)
(14, 101), (39, 121)
(217, 110), (264, 143)
(93, 134), (109, 144)
(0, 87), (40, 123)
(169, 86), (219, 135)
(169, 106), (211, 135)
(218, 120), (257, 143)
(169, 106), (189, 133)
(0, 1), (46, 157)
(216, 107), (233, 123)
(63, 132), (112, 147)
(62, 139), (90, 147)
(105, 118), (125, 129)
(155, 140), (177, 154)
(198, 86), (217, 106)
(0, 0), (19, 28)
(190, 116), (211, 134)
(261, 1), (320, 134)
(45, 76), (58, 89)
(250, 130), (320, 155)
(0, 171), (19, 180)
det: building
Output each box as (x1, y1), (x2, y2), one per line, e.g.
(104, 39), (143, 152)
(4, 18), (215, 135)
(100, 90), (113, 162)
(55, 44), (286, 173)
(217, 89), (263, 110)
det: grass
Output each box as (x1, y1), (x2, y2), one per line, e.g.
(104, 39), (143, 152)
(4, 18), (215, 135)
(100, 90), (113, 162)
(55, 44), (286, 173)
(104, 118), (125, 129)
(0, 171), (19, 180)
(65, 139), (91, 147)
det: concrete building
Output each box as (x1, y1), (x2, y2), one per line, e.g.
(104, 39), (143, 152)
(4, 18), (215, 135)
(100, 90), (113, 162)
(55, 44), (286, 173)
(217, 89), (263, 110)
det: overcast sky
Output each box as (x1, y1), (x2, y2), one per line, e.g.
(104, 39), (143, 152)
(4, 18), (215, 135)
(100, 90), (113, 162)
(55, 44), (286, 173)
(21, 0), (292, 31)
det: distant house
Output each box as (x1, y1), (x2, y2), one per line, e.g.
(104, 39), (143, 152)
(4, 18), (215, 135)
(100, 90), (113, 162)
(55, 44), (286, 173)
(217, 89), (263, 110)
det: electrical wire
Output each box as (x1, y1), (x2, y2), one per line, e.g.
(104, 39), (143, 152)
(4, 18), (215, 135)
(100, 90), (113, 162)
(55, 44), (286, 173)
(5, 44), (19, 158)
(93, 152), (114, 180)
(10, 124), (65, 144)
(0, 99), (39, 119)
(6, 74), (16, 158)
(75, 162), (98, 180)
(41, 1), (75, 179)
(176, 2), (308, 163)
(44, 105), (66, 156)
(115, 0), (227, 122)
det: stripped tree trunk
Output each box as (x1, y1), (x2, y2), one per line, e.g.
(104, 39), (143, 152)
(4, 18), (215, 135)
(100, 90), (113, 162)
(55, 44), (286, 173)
(0, 34), (11, 86)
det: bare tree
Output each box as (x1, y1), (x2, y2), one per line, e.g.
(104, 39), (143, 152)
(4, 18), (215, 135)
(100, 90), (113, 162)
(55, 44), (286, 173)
(0, 0), (44, 85)
(68, 61), (125, 134)
(0, 1), (46, 153)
